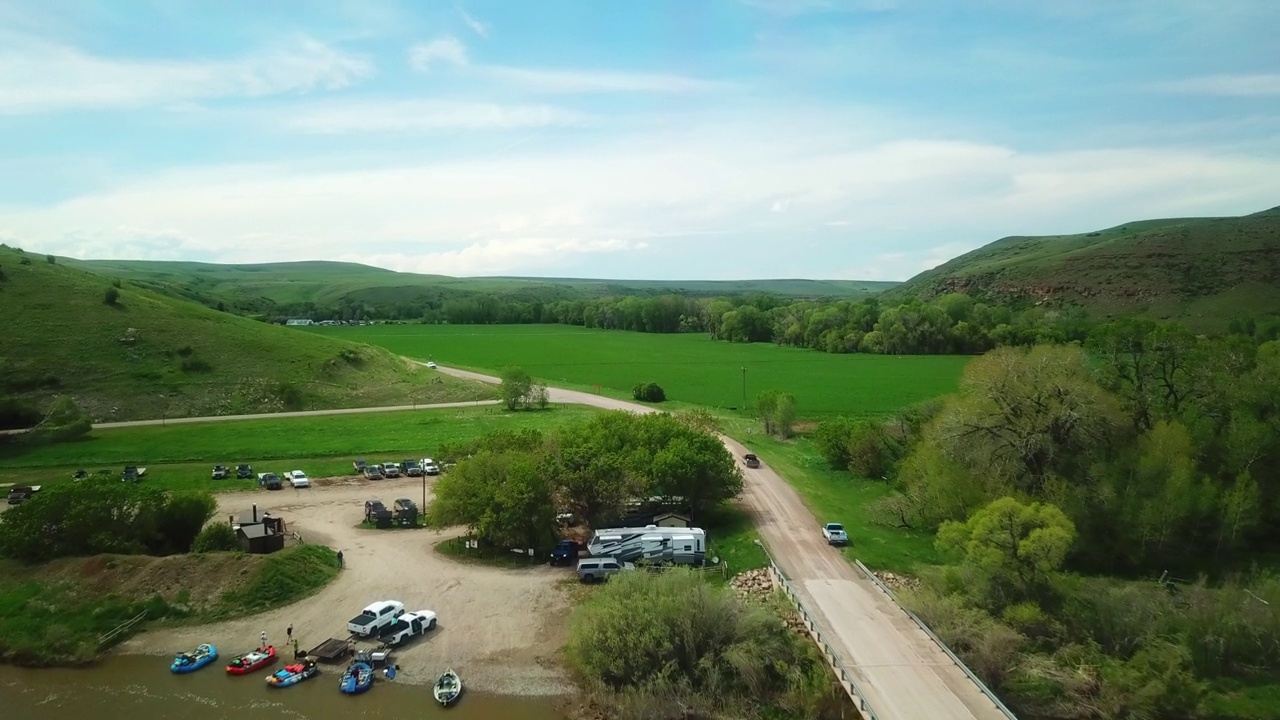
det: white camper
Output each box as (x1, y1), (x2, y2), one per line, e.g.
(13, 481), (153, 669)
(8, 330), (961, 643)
(587, 525), (706, 565)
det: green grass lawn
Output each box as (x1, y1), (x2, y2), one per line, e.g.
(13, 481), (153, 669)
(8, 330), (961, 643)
(0, 405), (597, 493)
(310, 324), (971, 417)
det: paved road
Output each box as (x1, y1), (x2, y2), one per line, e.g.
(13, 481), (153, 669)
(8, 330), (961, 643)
(436, 366), (1009, 720)
(26, 364), (1007, 719)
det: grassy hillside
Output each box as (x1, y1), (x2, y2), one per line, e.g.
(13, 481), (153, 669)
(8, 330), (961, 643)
(0, 246), (494, 422)
(64, 257), (894, 315)
(892, 206), (1280, 330)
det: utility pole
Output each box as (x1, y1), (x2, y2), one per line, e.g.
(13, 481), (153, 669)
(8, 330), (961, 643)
(740, 367), (747, 406)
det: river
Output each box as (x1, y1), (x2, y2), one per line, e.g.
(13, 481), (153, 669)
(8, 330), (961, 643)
(0, 655), (567, 720)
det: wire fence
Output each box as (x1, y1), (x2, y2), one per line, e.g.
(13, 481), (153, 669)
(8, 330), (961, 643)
(98, 609), (148, 649)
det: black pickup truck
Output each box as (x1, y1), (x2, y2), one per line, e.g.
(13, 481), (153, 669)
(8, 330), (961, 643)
(6, 485), (40, 505)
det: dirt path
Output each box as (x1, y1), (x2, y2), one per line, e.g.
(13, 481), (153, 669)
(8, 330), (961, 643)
(119, 476), (573, 696)
(438, 366), (1010, 720)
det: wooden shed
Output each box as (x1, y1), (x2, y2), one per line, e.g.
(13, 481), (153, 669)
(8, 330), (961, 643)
(237, 522), (285, 554)
(653, 511), (691, 528)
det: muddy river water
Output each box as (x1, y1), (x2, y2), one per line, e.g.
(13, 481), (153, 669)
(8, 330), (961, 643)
(0, 655), (567, 720)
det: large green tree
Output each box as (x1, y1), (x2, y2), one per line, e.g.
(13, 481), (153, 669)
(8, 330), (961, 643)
(427, 449), (558, 550)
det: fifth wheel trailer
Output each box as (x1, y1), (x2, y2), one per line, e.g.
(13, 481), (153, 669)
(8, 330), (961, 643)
(587, 525), (706, 565)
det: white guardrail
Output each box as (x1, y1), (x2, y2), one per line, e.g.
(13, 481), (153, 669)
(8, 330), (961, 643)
(854, 560), (1020, 720)
(755, 540), (881, 720)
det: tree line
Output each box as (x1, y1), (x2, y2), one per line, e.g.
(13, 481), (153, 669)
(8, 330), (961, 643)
(812, 325), (1280, 718)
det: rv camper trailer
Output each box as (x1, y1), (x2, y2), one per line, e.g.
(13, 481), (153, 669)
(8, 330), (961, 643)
(586, 525), (706, 565)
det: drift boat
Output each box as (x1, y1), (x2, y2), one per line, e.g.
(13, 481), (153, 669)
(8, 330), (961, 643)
(226, 645), (277, 675)
(339, 661), (374, 695)
(266, 659), (319, 688)
(170, 644), (217, 674)
(433, 668), (462, 706)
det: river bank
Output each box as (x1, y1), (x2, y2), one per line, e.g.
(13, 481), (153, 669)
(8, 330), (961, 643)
(110, 475), (576, 697)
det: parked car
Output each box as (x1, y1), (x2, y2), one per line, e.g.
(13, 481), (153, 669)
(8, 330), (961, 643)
(420, 458), (441, 476)
(402, 459), (422, 477)
(425, 362), (437, 369)
(72, 468), (89, 481)
(364, 465), (385, 480)
(743, 453), (761, 469)
(378, 609), (437, 646)
(121, 465), (147, 483)
(211, 464), (230, 480)
(286, 470), (311, 488)
(6, 485), (40, 505)
(353, 458), (368, 474)
(347, 600), (406, 637)
(576, 558), (635, 583)
(259, 472), (283, 491)
(235, 463), (253, 479)
(381, 462), (402, 478)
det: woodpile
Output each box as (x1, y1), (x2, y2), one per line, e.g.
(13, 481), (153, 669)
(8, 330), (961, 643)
(874, 571), (921, 592)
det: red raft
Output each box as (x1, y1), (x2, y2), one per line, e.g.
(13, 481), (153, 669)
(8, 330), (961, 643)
(226, 645), (278, 675)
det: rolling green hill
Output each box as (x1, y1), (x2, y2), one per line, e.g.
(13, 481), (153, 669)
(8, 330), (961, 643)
(0, 247), (494, 423)
(63, 257), (894, 318)
(892, 206), (1280, 330)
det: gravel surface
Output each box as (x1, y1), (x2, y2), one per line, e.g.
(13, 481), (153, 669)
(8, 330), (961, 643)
(118, 476), (574, 696)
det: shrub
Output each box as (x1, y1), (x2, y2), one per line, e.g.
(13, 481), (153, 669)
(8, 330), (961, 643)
(19, 257), (31, 266)
(179, 358), (212, 373)
(191, 523), (240, 553)
(104, 286), (120, 305)
(111, 278), (122, 288)
(568, 569), (834, 719)
(45, 254), (56, 264)
(631, 382), (666, 403)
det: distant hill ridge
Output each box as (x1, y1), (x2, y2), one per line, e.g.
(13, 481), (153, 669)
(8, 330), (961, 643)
(891, 205), (1280, 330)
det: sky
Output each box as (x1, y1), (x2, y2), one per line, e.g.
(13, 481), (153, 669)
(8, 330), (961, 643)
(1, 0), (1278, 281)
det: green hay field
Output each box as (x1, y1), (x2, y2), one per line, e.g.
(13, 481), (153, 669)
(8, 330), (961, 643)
(309, 324), (972, 417)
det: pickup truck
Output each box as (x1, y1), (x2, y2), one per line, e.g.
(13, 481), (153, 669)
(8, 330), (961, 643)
(6, 485), (41, 505)
(822, 523), (849, 546)
(235, 463), (253, 479)
(348, 600), (405, 637)
(258, 472), (283, 491)
(743, 453), (761, 469)
(550, 539), (580, 566)
(381, 462), (402, 478)
(122, 465), (147, 483)
(420, 458), (441, 476)
(286, 470), (311, 488)
(401, 459), (422, 477)
(211, 464), (230, 480)
(377, 609), (438, 646)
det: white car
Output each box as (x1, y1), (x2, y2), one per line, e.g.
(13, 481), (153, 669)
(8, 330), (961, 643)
(426, 361), (437, 369)
(420, 458), (441, 476)
(286, 470), (311, 488)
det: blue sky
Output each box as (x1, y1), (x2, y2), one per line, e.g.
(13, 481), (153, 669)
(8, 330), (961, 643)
(1, 0), (1278, 281)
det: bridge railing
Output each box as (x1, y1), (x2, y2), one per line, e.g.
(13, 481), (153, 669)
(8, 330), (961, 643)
(854, 560), (1020, 720)
(754, 540), (881, 720)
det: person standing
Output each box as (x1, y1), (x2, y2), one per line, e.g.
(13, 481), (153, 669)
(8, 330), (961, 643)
(336, 550), (344, 568)
(260, 631), (268, 648)
(286, 624), (293, 640)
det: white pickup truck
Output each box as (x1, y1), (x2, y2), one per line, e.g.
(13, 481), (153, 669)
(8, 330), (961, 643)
(822, 522), (849, 546)
(285, 470), (311, 488)
(348, 600), (405, 637)
(377, 609), (438, 647)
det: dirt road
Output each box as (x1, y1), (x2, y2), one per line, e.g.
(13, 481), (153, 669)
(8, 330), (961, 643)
(119, 476), (572, 696)
(438, 366), (1010, 720)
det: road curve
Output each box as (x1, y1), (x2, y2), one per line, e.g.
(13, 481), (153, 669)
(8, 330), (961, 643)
(435, 366), (1009, 720)
(47, 364), (1007, 719)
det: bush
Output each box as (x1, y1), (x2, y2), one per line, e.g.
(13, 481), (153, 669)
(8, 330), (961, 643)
(191, 523), (240, 553)
(104, 286), (120, 305)
(45, 254), (56, 264)
(631, 382), (666, 403)
(568, 569), (835, 719)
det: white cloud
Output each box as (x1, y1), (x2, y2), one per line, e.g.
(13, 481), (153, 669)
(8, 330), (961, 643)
(4, 116), (1280, 278)
(281, 99), (585, 134)
(481, 66), (723, 94)
(0, 34), (373, 114)
(457, 6), (490, 38)
(349, 238), (643, 276)
(1150, 73), (1280, 97)
(407, 36), (468, 72)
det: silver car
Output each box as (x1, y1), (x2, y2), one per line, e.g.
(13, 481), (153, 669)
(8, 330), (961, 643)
(576, 558), (635, 583)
